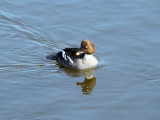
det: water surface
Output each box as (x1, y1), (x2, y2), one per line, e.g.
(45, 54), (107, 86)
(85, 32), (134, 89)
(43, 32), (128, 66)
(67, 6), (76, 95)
(0, 0), (160, 120)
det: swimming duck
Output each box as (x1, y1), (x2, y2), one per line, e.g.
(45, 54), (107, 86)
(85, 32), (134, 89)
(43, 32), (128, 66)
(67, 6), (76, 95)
(47, 39), (98, 70)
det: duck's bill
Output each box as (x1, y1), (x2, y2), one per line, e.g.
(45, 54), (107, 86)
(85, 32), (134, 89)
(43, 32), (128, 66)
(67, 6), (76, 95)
(76, 51), (84, 56)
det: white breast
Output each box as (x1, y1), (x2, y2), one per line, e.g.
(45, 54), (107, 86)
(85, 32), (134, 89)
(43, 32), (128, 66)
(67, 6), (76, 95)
(75, 55), (98, 70)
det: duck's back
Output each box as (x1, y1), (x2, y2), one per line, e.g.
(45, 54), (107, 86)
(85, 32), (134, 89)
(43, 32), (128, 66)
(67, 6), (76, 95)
(57, 48), (84, 69)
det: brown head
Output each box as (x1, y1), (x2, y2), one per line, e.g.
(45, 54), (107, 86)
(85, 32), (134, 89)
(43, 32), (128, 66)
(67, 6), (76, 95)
(80, 39), (96, 55)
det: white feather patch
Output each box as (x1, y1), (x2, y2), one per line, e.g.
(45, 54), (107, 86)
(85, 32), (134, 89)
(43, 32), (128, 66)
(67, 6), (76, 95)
(67, 55), (73, 64)
(62, 51), (67, 60)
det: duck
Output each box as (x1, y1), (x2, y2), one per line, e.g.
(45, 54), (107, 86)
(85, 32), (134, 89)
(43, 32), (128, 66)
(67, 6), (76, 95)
(47, 39), (98, 70)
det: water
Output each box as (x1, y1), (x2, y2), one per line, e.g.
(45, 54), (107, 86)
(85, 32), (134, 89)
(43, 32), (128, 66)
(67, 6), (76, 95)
(0, 0), (160, 120)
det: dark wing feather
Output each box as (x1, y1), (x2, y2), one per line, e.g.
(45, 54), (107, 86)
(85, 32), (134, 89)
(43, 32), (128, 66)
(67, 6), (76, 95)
(63, 48), (84, 60)
(57, 48), (84, 62)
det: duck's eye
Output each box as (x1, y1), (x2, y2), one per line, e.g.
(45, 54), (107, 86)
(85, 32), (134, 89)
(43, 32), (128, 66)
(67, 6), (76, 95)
(85, 46), (88, 49)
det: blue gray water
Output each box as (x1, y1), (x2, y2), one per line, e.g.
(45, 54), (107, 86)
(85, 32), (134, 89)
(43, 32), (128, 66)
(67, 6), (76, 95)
(0, 0), (160, 120)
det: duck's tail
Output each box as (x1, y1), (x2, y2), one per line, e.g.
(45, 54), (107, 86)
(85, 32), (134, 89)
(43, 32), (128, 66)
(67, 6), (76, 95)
(46, 53), (57, 60)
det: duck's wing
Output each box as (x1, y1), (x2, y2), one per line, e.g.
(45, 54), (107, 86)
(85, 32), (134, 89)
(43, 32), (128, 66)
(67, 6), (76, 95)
(63, 48), (85, 60)
(57, 48), (84, 64)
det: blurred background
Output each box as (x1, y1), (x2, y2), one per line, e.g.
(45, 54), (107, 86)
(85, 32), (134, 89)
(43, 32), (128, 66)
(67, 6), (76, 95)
(0, 0), (160, 120)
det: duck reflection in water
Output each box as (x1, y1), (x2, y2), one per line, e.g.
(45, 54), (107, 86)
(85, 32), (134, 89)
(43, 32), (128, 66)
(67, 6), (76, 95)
(77, 77), (96, 95)
(77, 69), (96, 95)
(59, 67), (96, 95)
(47, 54), (97, 94)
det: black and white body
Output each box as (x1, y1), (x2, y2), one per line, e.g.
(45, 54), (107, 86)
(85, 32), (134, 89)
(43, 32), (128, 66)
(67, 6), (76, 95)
(47, 39), (98, 70)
